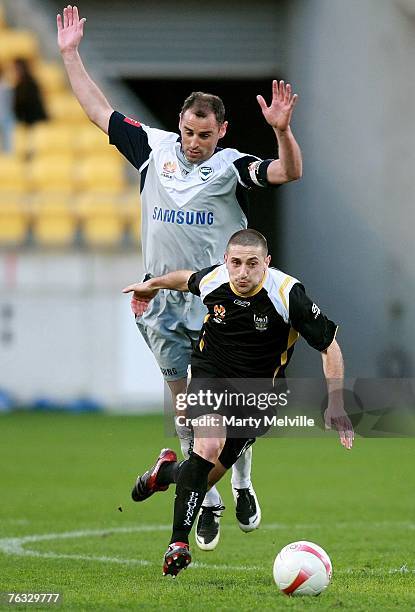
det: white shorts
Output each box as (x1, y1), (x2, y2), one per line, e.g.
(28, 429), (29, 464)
(135, 289), (207, 381)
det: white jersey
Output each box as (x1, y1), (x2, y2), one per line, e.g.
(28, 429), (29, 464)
(109, 111), (271, 276)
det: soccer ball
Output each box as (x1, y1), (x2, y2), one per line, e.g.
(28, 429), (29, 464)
(273, 540), (332, 596)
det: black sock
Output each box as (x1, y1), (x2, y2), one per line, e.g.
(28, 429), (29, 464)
(156, 460), (185, 487)
(170, 452), (214, 545)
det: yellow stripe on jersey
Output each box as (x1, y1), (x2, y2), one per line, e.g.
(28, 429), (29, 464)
(199, 267), (221, 290)
(199, 332), (206, 351)
(278, 275), (293, 311)
(199, 315), (210, 351)
(273, 327), (299, 382)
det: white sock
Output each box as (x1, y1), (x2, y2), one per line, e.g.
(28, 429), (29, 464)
(174, 417), (193, 458)
(231, 445), (253, 490)
(203, 486), (223, 508)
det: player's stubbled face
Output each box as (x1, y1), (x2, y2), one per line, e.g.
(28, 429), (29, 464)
(225, 245), (271, 295)
(179, 110), (227, 163)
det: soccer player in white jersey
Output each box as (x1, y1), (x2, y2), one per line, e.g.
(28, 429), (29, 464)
(57, 5), (303, 548)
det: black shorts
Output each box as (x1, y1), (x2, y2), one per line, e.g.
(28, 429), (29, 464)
(187, 354), (277, 439)
(218, 437), (255, 470)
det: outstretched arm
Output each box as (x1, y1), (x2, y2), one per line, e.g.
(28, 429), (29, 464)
(257, 80), (302, 184)
(57, 5), (113, 133)
(123, 270), (195, 315)
(321, 339), (354, 450)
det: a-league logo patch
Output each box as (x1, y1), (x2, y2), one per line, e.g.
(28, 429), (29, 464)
(199, 166), (213, 181)
(213, 304), (226, 324)
(253, 313), (268, 331)
(161, 161), (177, 179)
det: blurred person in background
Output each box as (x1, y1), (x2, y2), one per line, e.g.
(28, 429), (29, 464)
(0, 63), (15, 153)
(57, 4), (302, 550)
(13, 58), (48, 127)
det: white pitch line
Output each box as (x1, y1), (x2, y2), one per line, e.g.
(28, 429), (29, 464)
(0, 524), (413, 575)
(0, 526), (262, 571)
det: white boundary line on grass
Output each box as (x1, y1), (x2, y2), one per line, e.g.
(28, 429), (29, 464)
(0, 523), (414, 574)
(0, 526), (261, 571)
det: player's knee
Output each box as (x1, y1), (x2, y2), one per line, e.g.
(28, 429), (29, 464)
(194, 437), (224, 463)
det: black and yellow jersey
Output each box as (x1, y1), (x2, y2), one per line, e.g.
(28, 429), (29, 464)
(187, 264), (337, 379)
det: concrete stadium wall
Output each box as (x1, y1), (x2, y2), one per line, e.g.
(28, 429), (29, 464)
(280, 0), (415, 377)
(0, 252), (163, 410)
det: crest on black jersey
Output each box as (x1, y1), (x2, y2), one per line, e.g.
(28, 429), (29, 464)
(253, 313), (268, 331)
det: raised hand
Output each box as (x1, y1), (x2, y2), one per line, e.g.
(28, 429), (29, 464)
(57, 5), (86, 54)
(257, 80), (298, 132)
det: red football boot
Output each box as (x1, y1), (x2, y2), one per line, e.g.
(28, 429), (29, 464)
(162, 542), (191, 577)
(131, 448), (177, 502)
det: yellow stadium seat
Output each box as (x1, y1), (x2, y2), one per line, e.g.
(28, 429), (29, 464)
(121, 190), (141, 245)
(77, 155), (126, 193)
(0, 193), (27, 206)
(31, 195), (77, 247)
(13, 123), (30, 158)
(75, 192), (119, 214)
(0, 201), (28, 245)
(0, 30), (39, 62)
(0, 155), (27, 192)
(34, 62), (66, 95)
(127, 215), (141, 246)
(29, 155), (74, 194)
(76, 126), (114, 156)
(31, 192), (71, 206)
(122, 190), (140, 218)
(82, 215), (125, 247)
(31, 123), (75, 156)
(76, 193), (125, 247)
(47, 93), (89, 124)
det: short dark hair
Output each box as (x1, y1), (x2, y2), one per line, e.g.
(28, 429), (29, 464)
(181, 92), (225, 124)
(226, 229), (268, 255)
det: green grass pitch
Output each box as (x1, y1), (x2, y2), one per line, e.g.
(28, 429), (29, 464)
(0, 412), (414, 610)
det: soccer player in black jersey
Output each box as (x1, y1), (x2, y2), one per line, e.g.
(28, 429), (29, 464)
(124, 229), (354, 576)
